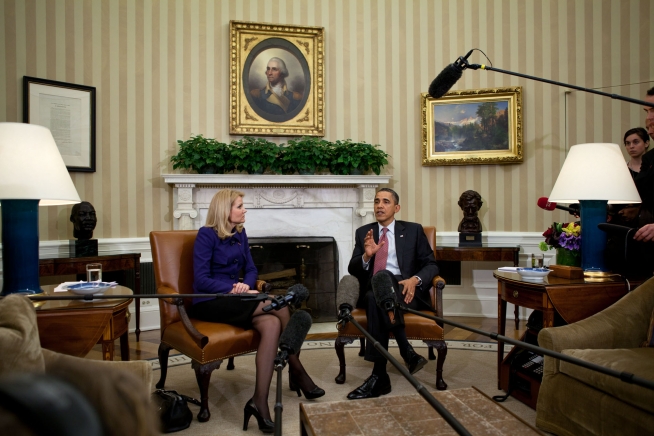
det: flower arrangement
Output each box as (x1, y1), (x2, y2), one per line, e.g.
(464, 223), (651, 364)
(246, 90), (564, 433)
(539, 222), (581, 266)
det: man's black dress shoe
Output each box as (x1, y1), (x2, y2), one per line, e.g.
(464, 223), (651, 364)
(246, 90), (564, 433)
(346, 374), (391, 400)
(405, 348), (428, 375)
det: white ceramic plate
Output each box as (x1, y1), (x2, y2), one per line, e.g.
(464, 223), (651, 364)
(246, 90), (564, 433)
(67, 282), (113, 296)
(516, 267), (551, 280)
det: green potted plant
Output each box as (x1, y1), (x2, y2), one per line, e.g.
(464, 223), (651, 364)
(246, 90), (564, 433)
(229, 136), (281, 174)
(170, 134), (232, 174)
(280, 137), (332, 175)
(328, 139), (389, 175)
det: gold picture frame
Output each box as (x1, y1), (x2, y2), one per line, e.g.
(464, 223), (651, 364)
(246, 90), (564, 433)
(229, 20), (325, 136)
(421, 87), (523, 166)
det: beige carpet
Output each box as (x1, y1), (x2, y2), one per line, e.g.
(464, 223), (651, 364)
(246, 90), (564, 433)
(151, 341), (539, 435)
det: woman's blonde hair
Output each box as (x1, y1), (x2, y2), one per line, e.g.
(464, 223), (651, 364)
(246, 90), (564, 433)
(205, 189), (245, 239)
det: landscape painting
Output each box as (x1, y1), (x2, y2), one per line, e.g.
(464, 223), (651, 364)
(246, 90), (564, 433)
(421, 87), (523, 166)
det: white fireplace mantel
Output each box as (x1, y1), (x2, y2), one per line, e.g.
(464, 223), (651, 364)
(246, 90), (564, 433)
(164, 174), (392, 279)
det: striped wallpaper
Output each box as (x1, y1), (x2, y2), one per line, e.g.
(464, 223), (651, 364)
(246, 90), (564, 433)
(1, 0), (652, 241)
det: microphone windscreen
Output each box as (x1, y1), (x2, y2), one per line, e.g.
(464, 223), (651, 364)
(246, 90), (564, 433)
(428, 64), (463, 99)
(537, 197), (557, 211)
(371, 272), (396, 308)
(278, 311), (312, 355)
(336, 275), (360, 309)
(287, 283), (309, 302)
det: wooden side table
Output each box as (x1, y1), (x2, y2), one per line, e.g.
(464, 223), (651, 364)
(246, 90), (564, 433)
(39, 252), (142, 341)
(494, 270), (630, 405)
(33, 284), (133, 361)
(436, 244), (522, 328)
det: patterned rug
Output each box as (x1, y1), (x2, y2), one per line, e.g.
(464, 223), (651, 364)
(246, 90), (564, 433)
(148, 341), (536, 435)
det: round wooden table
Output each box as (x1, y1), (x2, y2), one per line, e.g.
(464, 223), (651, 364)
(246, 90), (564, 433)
(32, 284), (133, 361)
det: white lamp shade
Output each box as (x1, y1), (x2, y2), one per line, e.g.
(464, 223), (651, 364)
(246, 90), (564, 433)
(0, 123), (81, 205)
(549, 143), (641, 204)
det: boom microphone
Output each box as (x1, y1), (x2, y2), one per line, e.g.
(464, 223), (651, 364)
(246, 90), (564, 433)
(263, 284), (309, 313)
(335, 275), (360, 324)
(428, 50), (473, 99)
(537, 197), (580, 216)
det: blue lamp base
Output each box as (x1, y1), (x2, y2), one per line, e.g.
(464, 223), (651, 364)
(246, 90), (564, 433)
(1, 199), (43, 295)
(579, 200), (608, 272)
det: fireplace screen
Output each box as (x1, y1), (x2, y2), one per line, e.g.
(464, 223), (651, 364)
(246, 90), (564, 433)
(249, 236), (338, 322)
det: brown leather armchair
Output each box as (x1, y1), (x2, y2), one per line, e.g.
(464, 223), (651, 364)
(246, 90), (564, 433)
(150, 230), (269, 422)
(334, 226), (448, 389)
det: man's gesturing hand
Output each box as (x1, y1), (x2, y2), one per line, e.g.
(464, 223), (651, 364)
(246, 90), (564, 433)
(363, 229), (385, 263)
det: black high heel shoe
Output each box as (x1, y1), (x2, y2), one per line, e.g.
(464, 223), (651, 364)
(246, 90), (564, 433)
(289, 374), (325, 400)
(243, 399), (274, 433)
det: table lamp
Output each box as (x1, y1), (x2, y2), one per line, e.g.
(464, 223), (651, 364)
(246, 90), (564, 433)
(548, 143), (641, 274)
(0, 123), (81, 295)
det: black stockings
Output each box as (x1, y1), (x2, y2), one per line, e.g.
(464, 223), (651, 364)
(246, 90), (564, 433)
(250, 304), (316, 420)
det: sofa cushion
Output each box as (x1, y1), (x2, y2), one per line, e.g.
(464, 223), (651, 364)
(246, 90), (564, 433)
(0, 295), (45, 375)
(560, 347), (654, 414)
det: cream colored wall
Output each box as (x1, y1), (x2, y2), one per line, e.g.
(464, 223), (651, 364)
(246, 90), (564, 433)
(1, 0), (652, 241)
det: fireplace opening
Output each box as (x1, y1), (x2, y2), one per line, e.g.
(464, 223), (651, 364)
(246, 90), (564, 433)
(248, 236), (339, 322)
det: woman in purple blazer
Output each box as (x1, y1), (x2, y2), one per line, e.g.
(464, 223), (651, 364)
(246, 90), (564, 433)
(191, 189), (324, 434)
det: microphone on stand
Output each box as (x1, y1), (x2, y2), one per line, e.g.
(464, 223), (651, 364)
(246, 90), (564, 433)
(335, 275), (361, 327)
(371, 272), (402, 326)
(272, 310), (312, 436)
(274, 310), (312, 369)
(537, 197), (580, 216)
(263, 284), (309, 313)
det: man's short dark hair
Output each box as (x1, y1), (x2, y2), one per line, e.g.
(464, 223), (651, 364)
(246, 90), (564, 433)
(378, 188), (399, 205)
(647, 86), (654, 96)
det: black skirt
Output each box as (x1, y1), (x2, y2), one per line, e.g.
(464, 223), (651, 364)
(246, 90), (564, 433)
(190, 294), (267, 330)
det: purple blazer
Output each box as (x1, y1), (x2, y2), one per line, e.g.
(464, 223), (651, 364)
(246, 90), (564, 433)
(192, 226), (258, 304)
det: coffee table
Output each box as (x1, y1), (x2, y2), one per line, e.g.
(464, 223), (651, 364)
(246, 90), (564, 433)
(32, 284), (133, 361)
(300, 387), (540, 435)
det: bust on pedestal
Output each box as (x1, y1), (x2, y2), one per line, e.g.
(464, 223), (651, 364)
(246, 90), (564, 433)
(458, 190), (483, 247)
(69, 201), (98, 257)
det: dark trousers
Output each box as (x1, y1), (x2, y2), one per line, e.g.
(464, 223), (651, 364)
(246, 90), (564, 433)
(364, 270), (429, 363)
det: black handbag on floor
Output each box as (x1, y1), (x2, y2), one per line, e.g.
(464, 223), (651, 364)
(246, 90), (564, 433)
(152, 389), (201, 433)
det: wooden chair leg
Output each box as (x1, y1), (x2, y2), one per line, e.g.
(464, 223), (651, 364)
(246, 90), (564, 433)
(192, 360), (222, 422)
(514, 305), (520, 330)
(227, 357), (235, 370)
(434, 341), (448, 390)
(155, 342), (172, 389)
(358, 337), (366, 356)
(335, 337), (349, 384)
(428, 345), (436, 360)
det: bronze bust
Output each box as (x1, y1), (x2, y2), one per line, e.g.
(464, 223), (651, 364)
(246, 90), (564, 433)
(458, 190), (483, 233)
(70, 201), (97, 240)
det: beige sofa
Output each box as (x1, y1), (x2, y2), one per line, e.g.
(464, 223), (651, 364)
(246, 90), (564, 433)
(0, 294), (158, 436)
(536, 277), (654, 436)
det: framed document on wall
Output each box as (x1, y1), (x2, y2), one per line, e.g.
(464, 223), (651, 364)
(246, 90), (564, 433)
(229, 21), (325, 137)
(23, 76), (96, 172)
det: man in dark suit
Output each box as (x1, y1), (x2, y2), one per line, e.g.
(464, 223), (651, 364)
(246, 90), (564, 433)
(346, 188), (439, 400)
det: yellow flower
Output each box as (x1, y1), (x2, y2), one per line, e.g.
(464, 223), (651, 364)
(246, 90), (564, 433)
(563, 222), (580, 236)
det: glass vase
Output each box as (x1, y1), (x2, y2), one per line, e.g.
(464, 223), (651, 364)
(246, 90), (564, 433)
(556, 248), (581, 267)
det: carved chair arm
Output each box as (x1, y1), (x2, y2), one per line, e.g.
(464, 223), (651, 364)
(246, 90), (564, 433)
(256, 280), (272, 294)
(157, 285), (209, 349)
(156, 285), (180, 305)
(174, 300), (209, 349)
(430, 275), (446, 318)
